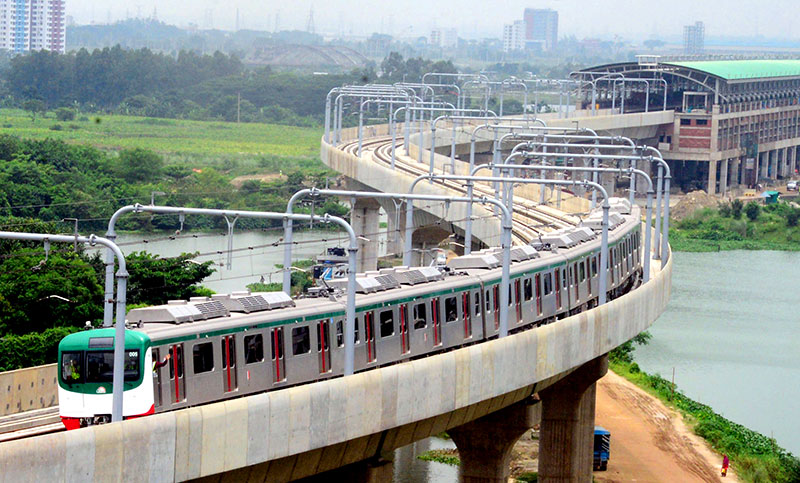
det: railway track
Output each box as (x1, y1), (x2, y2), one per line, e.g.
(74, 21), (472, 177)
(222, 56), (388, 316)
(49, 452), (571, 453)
(338, 134), (583, 246)
(0, 407), (62, 443)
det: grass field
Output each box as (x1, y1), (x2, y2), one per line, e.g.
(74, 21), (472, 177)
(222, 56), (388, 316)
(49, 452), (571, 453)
(1, 109), (323, 160)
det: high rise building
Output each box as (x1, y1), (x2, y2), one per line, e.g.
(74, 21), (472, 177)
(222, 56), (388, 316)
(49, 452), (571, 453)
(683, 21), (705, 55)
(502, 20), (525, 53)
(0, 0), (66, 53)
(429, 28), (458, 49)
(523, 8), (558, 51)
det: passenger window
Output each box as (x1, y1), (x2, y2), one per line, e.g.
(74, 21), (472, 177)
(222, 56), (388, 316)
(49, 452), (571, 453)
(562, 268), (568, 289)
(380, 310), (394, 337)
(445, 296), (458, 323)
(591, 257), (598, 277)
(485, 290), (491, 312)
(292, 326), (311, 355)
(524, 278), (533, 301)
(336, 320), (344, 347)
(193, 342), (214, 374)
(579, 261), (586, 281)
(544, 273), (553, 295)
(244, 334), (264, 364)
(413, 303), (427, 329)
(474, 291), (481, 316)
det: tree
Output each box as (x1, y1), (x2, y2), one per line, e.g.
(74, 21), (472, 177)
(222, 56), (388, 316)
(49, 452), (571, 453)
(55, 107), (75, 122)
(116, 148), (164, 183)
(124, 252), (215, 306)
(0, 253), (104, 335)
(22, 99), (46, 121)
(744, 201), (761, 221)
(787, 208), (800, 227)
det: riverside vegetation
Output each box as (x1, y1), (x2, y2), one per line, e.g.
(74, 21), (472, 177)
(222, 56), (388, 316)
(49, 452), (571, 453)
(611, 336), (800, 483)
(670, 199), (800, 252)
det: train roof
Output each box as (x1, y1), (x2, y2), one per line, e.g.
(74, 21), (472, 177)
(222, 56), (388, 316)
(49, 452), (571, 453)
(124, 203), (640, 344)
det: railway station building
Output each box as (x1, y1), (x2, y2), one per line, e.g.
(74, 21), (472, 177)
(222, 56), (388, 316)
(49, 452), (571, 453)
(577, 59), (800, 195)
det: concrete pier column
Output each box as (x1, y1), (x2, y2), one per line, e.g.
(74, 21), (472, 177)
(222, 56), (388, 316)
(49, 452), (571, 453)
(720, 159), (729, 196)
(760, 152), (768, 180)
(538, 354), (609, 483)
(770, 150), (778, 180)
(707, 160), (717, 195)
(450, 399), (541, 483)
(383, 202), (405, 258)
(791, 147), (797, 178)
(730, 158), (740, 187)
(351, 198), (381, 272)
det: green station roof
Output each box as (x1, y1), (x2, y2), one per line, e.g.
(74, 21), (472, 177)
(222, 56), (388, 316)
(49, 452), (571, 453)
(665, 60), (800, 81)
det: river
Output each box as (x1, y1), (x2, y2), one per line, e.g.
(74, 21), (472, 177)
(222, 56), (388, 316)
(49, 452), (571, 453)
(111, 229), (387, 294)
(635, 250), (800, 455)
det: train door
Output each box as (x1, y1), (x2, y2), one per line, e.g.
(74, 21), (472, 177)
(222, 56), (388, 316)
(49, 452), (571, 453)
(411, 301), (433, 354)
(152, 348), (164, 410)
(535, 273), (543, 317)
(462, 292), (472, 339)
(377, 308), (401, 362)
(364, 311), (377, 364)
(399, 304), (410, 356)
(442, 295), (462, 347)
(167, 344), (185, 405)
(242, 332), (267, 393)
(270, 327), (286, 384)
(492, 285), (500, 331)
(431, 297), (442, 347)
(317, 320), (331, 375)
(289, 325), (316, 383)
(221, 335), (237, 394)
(554, 268), (562, 312)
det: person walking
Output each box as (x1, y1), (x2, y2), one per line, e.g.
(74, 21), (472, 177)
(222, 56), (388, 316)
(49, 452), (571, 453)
(721, 454), (729, 477)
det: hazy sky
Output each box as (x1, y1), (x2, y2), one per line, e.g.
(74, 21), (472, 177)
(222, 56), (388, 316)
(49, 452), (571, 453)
(66, 0), (797, 42)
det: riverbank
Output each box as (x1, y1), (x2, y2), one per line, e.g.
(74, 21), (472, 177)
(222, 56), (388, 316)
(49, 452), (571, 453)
(611, 359), (800, 482)
(670, 201), (800, 252)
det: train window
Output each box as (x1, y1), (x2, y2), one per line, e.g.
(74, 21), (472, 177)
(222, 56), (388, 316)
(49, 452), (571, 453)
(193, 343), (214, 374)
(354, 317), (360, 343)
(562, 268), (568, 289)
(523, 278), (533, 301)
(292, 326), (311, 355)
(591, 257), (598, 277)
(380, 310), (395, 337)
(244, 334), (264, 364)
(221, 337), (235, 369)
(169, 345), (184, 379)
(61, 351), (83, 383)
(413, 303), (427, 329)
(271, 328), (284, 360)
(579, 261), (586, 281)
(485, 290), (491, 312)
(83, 350), (140, 383)
(445, 297), (458, 323)
(543, 273), (553, 295)
(509, 285), (514, 306)
(336, 320), (344, 347)
(474, 291), (481, 316)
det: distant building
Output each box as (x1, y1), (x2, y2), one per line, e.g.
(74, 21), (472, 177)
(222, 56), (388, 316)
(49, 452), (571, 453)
(502, 20), (525, 53)
(524, 8), (558, 51)
(429, 28), (457, 48)
(0, 0), (66, 53)
(683, 21), (704, 55)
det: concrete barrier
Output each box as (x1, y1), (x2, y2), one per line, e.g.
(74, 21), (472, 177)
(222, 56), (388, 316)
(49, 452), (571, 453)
(0, 364), (58, 417)
(0, 251), (672, 481)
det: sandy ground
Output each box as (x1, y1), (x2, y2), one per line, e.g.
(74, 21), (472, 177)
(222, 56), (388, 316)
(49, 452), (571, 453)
(594, 370), (738, 483)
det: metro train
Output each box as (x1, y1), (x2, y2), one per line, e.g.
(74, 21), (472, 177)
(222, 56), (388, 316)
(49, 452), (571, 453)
(57, 200), (642, 429)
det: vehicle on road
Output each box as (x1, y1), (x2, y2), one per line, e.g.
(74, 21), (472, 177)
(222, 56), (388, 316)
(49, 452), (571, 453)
(594, 426), (611, 471)
(787, 181), (798, 191)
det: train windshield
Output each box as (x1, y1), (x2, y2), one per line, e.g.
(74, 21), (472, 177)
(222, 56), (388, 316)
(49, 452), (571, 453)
(61, 350), (141, 384)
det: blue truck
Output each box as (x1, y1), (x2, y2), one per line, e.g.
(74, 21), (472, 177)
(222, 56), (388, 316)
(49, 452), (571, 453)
(593, 426), (611, 471)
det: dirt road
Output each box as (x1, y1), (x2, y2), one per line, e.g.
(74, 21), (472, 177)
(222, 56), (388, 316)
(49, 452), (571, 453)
(594, 370), (737, 483)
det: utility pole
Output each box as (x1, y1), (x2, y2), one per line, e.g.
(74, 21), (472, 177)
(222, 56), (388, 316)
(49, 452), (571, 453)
(237, 92), (241, 123)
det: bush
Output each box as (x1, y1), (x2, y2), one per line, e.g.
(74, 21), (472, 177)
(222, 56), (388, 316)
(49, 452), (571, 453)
(54, 107), (75, 122)
(786, 209), (800, 227)
(730, 199), (743, 219)
(745, 201), (761, 221)
(0, 326), (80, 371)
(49, 123), (63, 131)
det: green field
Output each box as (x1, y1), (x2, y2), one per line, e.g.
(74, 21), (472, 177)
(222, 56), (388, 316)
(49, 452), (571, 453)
(1, 109), (322, 160)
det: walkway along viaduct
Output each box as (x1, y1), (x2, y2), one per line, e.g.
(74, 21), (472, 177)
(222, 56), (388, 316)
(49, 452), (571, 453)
(0, 107), (672, 482)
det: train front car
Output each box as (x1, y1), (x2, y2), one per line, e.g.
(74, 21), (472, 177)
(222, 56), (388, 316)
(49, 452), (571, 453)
(57, 328), (155, 429)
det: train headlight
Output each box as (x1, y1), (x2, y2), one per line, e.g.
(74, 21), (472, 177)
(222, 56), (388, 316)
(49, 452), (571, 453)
(96, 386), (107, 394)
